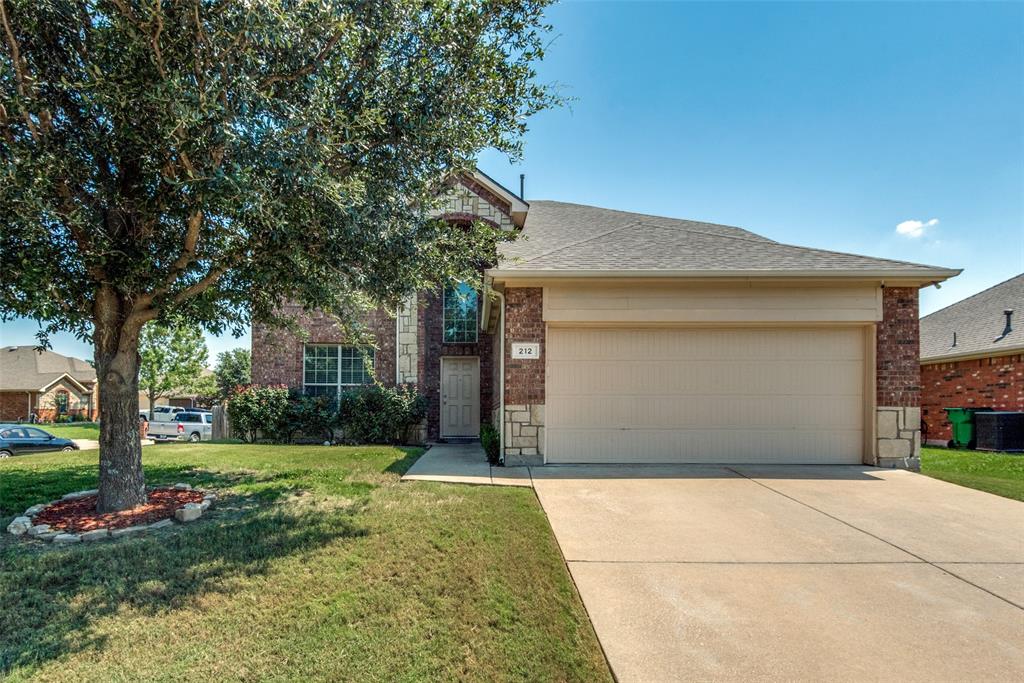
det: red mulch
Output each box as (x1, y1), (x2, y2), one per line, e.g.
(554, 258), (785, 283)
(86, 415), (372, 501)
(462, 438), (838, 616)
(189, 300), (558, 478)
(32, 488), (205, 533)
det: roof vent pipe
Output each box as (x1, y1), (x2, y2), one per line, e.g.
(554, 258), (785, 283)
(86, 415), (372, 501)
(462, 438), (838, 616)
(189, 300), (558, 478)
(1003, 309), (1014, 336)
(519, 173), (525, 200)
(952, 332), (957, 348)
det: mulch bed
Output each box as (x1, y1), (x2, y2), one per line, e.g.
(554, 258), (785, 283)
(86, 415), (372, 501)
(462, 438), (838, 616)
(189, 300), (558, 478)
(33, 488), (205, 533)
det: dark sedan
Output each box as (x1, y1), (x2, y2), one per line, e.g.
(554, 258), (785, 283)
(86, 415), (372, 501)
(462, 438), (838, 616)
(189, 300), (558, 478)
(0, 425), (79, 458)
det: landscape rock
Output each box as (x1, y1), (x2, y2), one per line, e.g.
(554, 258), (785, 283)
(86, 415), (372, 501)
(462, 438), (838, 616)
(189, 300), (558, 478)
(81, 529), (110, 542)
(202, 493), (217, 503)
(7, 516), (32, 535)
(148, 518), (174, 530)
(24, 504), (47, 517)
(27, 524), (51, 537)
(173, 483), (192, 491)
(53, 533), (82, 544)
(199, 499), (211, 511)
(110, 526), (147, 538)
(175, 503), (203, 522)
(62, 489), (98, 501)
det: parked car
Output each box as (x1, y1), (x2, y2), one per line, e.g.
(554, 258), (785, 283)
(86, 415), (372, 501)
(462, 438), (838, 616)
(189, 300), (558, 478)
(0, 424), (80, 458)
(147, 411), (213, 443)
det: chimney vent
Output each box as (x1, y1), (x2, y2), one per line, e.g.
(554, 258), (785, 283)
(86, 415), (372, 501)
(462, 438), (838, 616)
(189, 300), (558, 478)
(952, 332), (957, 348)
(519, 173), (525, 200)
(1003, 309), (1014, 337)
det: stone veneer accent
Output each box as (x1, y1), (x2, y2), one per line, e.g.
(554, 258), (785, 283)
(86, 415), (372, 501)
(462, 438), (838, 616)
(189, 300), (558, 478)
(435, 179), (515, 231)
(875, 287), (922, 469)
(396, 293), (418, 384)
(921, 353), (1023, 444)
(504, 404), (544, 466)
(502, 288), (545, 463)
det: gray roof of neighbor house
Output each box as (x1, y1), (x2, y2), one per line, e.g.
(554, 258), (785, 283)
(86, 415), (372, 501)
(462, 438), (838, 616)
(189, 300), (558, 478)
(492, 200), (960, 279)
(0, 346), (97, 392)
(920, 273), (1024, 362)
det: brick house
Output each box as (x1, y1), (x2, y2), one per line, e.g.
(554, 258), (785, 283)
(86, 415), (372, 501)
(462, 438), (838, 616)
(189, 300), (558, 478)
(0, 346), (99, 422)
(920, 273), (1023, 445)
(252, 169), (960, 469)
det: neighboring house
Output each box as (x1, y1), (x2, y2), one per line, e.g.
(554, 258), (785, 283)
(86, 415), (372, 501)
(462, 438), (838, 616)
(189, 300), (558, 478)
(252, 170), (960, 469)
(0, 346), (98, 422)
(919, 274), (1023, 445)
(138, 369), (216, 412)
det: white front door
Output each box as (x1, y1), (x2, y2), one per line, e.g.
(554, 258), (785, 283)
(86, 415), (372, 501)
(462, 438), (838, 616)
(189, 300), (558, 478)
(441, 357), (480, 438)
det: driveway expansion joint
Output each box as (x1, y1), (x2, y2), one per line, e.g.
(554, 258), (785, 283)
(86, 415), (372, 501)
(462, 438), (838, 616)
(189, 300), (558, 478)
(725, 467), (1024, 611)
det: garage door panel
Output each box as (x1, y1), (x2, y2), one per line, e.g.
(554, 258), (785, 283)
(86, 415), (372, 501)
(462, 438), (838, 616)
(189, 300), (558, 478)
(546, 327), (865, 464)
(548, 360), (862, 397)
(546, 428), (864, 464)
(548, 395), (863, 430)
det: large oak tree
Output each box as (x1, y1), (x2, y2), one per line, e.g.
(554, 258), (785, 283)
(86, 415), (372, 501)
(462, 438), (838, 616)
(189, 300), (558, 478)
(0, 0), (556, 510)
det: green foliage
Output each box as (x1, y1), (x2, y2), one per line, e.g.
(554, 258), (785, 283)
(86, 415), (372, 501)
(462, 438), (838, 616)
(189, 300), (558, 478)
(138, 322), (208, 410)
(225, 385), (290, 443)
(286, 392), (338, 444)
(0, 0), (558, 342)
(337, 385), (426, 445)
(214, 348), (252, 400)
(190, 373), (220, 409)
(480, 423), (501, 465)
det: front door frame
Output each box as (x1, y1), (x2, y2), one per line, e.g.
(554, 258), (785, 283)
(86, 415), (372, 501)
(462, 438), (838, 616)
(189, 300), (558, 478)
(440, 355), (481, 439)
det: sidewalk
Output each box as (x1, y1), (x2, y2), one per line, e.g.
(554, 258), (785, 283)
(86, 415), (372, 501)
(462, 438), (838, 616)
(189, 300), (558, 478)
(402, 443), (531, 487)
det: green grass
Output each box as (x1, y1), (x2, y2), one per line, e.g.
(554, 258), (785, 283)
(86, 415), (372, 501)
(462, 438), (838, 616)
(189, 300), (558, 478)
(921, 446), (1024, 501)
(0, 444), (610, 682)
(35, 423), (100, 440)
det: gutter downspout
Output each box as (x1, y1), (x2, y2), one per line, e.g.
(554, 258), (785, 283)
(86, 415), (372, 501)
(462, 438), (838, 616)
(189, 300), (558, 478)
(395, 303), (402, 386)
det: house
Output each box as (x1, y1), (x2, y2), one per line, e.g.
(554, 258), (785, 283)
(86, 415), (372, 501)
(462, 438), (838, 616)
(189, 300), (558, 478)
(252, 170), (960, 469)
(919, 273), (1023, 445)
(0, 346), (98, 422)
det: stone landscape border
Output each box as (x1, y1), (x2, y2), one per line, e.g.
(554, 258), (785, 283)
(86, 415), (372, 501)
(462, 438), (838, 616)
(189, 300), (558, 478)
(6, 483), (217, 544)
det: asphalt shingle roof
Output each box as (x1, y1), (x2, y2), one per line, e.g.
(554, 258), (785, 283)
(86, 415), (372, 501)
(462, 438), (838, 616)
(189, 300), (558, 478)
(920, 274), (1024, 362)
(0, 346), (97, 391)
(496, 200), (956, 277)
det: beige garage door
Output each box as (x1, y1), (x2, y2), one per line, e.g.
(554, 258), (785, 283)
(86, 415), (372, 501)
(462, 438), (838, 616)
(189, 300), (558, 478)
(546, 327), (865, 464)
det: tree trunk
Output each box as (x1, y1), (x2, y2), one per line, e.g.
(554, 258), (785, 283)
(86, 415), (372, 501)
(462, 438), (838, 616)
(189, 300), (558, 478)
(94, 286), (147, 512)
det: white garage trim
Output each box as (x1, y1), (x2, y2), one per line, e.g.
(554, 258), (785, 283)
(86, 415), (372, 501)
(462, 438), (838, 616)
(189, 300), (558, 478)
(545, 326), (870, 465)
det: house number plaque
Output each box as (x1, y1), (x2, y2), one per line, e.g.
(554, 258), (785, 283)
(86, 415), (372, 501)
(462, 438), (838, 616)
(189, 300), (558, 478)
(511, 343), (540, 359)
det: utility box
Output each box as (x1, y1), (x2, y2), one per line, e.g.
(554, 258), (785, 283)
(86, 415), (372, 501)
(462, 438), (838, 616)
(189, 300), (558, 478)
(974, 412), (1024, 452)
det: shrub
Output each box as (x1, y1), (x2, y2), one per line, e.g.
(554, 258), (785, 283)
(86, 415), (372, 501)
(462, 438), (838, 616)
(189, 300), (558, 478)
(226, 385), (290, 443)
(337, 385), (426, 444)
(480, 423), (500, 465)
(286, 392), (338, 444)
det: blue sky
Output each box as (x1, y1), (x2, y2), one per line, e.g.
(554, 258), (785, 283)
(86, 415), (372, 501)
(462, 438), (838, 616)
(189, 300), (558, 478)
(3, 0), (1022, 362)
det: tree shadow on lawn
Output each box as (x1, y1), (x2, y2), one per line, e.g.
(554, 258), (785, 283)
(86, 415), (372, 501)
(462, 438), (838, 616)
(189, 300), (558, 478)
(0, 490), (368, 675)
(383, 447), (423, 477)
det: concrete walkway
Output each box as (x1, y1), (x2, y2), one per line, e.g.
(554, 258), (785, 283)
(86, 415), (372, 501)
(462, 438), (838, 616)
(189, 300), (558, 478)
(532, 464), (1024, 682)
(402, 443), (531, 487)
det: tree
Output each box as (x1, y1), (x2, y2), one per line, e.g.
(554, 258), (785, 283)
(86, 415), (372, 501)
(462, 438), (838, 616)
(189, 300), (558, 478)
(214, 348), (251, 400)
(138, 322), (207, 413)
(0, 0), (556, 510)
(190, 372), (219, 409)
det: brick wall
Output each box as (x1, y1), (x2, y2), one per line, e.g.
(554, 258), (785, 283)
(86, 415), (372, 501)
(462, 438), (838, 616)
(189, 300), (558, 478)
(419, 289), (495, 441)
(0, 392), (30, 422)
(504, 288), (545, 405)
(921, 353), (1024, 442)
(251, 305), (396, 389)
(877, 287), (920, 407)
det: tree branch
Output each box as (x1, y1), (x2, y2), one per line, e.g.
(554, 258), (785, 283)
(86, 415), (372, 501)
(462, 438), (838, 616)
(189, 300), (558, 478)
(0, 0), (38, 140)
(258, 31), (344, 89)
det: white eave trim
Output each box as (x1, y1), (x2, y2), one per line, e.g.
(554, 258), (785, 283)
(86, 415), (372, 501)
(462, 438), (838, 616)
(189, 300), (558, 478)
(486, 267), (963, 282)
(921, 345), (1024, 365)
(38, 373), (92, 394)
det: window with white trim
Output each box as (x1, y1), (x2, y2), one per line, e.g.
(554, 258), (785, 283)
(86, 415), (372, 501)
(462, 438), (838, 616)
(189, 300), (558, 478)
(303, 345), (375, 399)
(443, 283), (479, 343)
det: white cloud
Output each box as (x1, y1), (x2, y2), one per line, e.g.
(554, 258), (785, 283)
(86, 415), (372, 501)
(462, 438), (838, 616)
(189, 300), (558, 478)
(895, 218), (939, 238)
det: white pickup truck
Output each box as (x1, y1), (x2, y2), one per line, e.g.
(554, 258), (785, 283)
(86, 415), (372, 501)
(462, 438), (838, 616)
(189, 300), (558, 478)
(147, 411), (214, 442)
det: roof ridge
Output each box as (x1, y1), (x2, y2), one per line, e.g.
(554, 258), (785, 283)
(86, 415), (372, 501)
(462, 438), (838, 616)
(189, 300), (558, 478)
(921, 272), (1024, 322)
(510, 220), (646, 266)
(531, 200), (769, 240)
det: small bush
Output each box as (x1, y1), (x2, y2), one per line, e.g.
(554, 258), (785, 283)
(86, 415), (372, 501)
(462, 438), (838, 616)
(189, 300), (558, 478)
(337, 385), (426, 445)
(480, 423), (500, 464)
(286, 392), (338, 444)
(226, 385), (290, 443)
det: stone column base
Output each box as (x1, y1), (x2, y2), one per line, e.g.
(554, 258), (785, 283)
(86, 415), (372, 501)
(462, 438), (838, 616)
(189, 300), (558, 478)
(504, 403), (544, 466)
(875, 406), (921, 470)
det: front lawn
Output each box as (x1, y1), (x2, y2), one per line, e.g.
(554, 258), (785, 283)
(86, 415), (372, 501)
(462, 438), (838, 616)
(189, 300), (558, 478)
(0, 444), (610, 682)
(921, 446), (1024, 501)
(36, 422), (100, 440)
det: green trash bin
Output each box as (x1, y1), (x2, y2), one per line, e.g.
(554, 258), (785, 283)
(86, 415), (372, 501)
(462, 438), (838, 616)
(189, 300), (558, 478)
(944, 407), (992, 448)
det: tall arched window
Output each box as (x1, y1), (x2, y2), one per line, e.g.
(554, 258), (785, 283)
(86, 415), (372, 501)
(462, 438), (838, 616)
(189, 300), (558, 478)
(54, 390), (69, 415)
(443, 283), (479, 343)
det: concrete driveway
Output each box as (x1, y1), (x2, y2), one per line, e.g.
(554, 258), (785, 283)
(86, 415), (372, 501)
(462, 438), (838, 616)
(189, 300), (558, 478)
(531, 465), (1024, 682)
